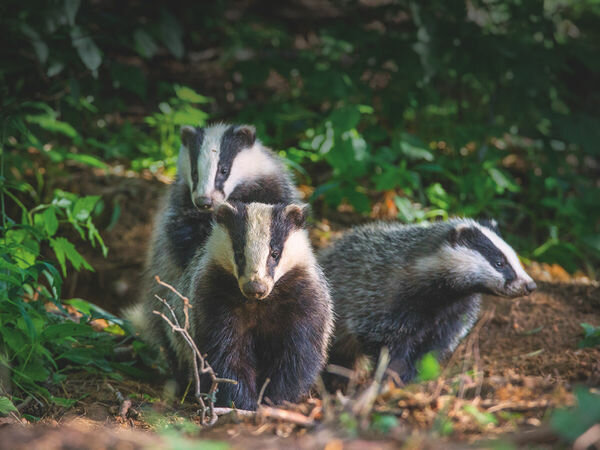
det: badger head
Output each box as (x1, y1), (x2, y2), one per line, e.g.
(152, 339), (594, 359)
(442, 219), (537, 297)
(210, 201), (311, 300)
(178, 123), (277, 210)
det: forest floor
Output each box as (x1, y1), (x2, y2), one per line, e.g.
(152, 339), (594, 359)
(1, 166), (598, 449)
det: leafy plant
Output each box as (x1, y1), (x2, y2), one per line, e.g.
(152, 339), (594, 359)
(578, 323), (600, 348)
(551, 387), (600, 442)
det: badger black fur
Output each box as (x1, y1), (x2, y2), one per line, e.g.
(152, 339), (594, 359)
(129, 202), (333, 410)
(319, 218), (537, 384)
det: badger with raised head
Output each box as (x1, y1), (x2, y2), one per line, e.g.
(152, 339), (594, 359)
(131, 202), (333, 410)
(154, 123), (299, 272)
(132, 124), (300, 352)
(319, 218), (537, 385)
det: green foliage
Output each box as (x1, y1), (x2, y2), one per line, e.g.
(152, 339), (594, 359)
(370, 413), (399, 434)
(578, 323), (600, 348)
(2, 0), (599, 274)
(0, 176), (123, 402)
(416, 352), (441, 382)
(551, 387), (600, 442)
(0, 396), (17, 415)
(462, 404), (498, 427)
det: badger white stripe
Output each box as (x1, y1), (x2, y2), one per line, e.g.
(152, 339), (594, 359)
(195, 124), (228, 200)
(223, 143), (279, 198)
(476, 224), (533, 283)
(241, 204), (273, 290)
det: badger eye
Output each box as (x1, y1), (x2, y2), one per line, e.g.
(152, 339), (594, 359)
(270, 250), (280, 260)
(220, 167), (228, 175)
(495, 260), (505, 268)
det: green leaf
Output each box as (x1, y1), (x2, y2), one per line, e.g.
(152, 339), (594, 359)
(174, 85), (211, 104)
(50, 237), (93, 276)
(72, 196), (100, 221)
(329, 106), (361, 131)
(26, 114), (78, 139)
(66, 154), (108, 169)
(0, 397), (17, 415)
(578, 323), (600, 348)
(134, 29), (158, 59)
(551, 387), (600, 441)
(463, 404), (498, 426)
(52, 396), (77, 408)
(64, 0), (81, 26)
(416, 352), (440, 381)
(371, 413), (399, 434)
(71, 26), (102, 72)
(42, 207), (59, 237)
(488, 168), (520, 193)
(397, 133), (434, 161)
(160, 11), (184, 59)
(41, 323), (97, 341)
(21, 25), (48, 64)
(23, 358), (50, 382)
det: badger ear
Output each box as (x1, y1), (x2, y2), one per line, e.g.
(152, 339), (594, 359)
(284, 203), (309, 229)
(180, 126), (197, 148)
(215, 202), (237, 226)
(478, 218), (501, 236)
(448, 222), (470, 247)
(234, 124), (256, 147)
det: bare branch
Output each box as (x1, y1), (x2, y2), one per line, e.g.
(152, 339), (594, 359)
(152, 277), (237, 426)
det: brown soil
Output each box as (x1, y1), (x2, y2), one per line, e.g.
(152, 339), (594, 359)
(1, 168), (598, 449)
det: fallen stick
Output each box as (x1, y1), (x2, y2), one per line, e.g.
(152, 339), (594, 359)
(213, 406), (316, 427)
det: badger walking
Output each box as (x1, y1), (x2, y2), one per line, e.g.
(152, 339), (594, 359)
(319, 218), (537, 384)
(131, 202), (333, 410)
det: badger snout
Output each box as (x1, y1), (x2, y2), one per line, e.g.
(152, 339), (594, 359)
(242, 280), (269, 300)
(193, 195), (213, 210)
(504, 278), (537, 297)
(525, 280), (537, 294)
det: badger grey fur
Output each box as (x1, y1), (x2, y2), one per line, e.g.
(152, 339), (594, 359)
(128, 202), (333, 410)
(319, 218), (537, 385)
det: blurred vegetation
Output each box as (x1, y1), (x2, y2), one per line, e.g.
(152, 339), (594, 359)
(0, 0), (599, 410)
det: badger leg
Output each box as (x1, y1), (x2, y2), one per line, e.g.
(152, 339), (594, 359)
(257, 322), (327, 405)
(201, 325), (258, 410)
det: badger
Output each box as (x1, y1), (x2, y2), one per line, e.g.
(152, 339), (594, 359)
(133, 124), (300, 353)
(319, 218), (537, 385)
(129, 202), (333, 410)
(152, 123), (298, 272)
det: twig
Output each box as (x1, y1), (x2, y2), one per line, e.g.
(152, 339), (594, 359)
(212, 405), (316, 427)
(106, 383), (135, 420)
(213, 407), (256, 418)
(257, 378), (271, 406)
(16, 396), (33, 412)
(352, 346), (390, 420)
(259, 406), (316, 427)
(152, 276), (237, 427)
(574, 424), (600, 450)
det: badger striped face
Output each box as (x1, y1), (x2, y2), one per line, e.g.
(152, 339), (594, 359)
(213, 202), (311, 300)
(444, 220), (537, 297)
(178, 124), (278, 210)
(416, 219), (537, 297)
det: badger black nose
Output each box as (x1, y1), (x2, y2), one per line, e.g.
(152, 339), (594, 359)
(526, 281), (537, 293)
(242, 281), (268, 299)
(194, 196), (213, 210)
